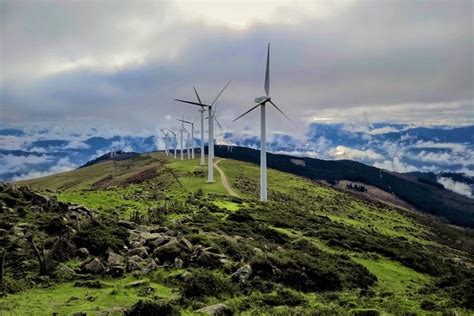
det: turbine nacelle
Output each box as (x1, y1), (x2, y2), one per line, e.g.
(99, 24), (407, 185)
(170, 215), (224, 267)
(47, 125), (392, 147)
(254, 96), (270, 104)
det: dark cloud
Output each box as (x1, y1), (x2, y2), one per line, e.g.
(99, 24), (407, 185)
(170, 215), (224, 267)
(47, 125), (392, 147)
(1, 0), (472, 135)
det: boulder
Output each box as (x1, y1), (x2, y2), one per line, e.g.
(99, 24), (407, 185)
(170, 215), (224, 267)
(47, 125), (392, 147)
(106, 265), (125, 277)
(107, 251), (124, 266)
(152, 238), (181, 261)
(174, 257), (183, 269)
(55, 264), (76, 281)
(83, 258), (105, 274)
(75, 247), (89, 259)
(126, 256), (143, 272)
(195, 303), (232, 316)
(118, 220), (139, 230)
(179, 237), (193, 250)
(128, 246), (148, 258)
(232, 264), (252, 283)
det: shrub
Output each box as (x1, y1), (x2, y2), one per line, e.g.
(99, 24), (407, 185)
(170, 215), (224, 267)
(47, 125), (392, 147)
(126, 299), (180, 316)
(181, 270), (236, 299)
(73, 219), (129, 255)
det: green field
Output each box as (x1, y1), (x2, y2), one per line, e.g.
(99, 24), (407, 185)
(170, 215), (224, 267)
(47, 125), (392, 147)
(3, 153), (472, 315)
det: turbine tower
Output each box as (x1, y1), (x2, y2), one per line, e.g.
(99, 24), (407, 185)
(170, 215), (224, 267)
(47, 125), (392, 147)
(178, 118), (196, 159)
(160, 128), (169, 156)
(175, 81), (231, 182)
(166, 128), (177, 159)
(233, 43), (294, 202)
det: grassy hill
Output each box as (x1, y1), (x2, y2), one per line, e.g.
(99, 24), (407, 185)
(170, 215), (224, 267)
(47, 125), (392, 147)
(1, 152), (473, 315)
(214, 145), (474, 228)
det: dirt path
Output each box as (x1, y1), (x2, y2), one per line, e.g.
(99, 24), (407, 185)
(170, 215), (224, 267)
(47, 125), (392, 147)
(214, 159), (240, 198)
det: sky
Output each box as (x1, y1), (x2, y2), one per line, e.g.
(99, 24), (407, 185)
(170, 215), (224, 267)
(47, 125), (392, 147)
(0, 0), (473, 137)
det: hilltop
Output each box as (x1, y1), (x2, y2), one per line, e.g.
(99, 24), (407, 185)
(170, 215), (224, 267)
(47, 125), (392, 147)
(1, 152), (473, 315)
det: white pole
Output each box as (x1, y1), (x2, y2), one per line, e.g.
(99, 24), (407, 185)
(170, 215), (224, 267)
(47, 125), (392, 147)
(174, 135), (177, 159)
(260, 104), (267, 202)
(191, 123), (195, 159)
(180, 129), (184, 160)
(207, 106), (214, 182)
(200, 110), (205, 166)
(187, 132), (190, 159)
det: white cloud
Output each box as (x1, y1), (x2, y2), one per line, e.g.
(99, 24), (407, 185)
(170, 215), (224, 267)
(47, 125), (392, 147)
(11, 157), (77, 181)
(0, 154), (53, 174)
(373, 157), (418, 173)
(330, 145), (384, 162)
(437, 176), (473, 198)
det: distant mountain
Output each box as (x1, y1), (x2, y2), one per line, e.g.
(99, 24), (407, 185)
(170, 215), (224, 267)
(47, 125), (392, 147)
(215, 145), (474, 228)
(79, 151), (139, 168)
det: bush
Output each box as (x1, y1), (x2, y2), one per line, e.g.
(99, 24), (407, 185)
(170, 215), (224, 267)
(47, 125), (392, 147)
(126, 300), (180, 316)
(74, 219), (129, 255)
(181, 270), (236, 299)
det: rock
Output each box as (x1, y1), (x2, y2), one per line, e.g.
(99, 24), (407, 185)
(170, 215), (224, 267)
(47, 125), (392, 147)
(232, 264), (252, 283)
(164, 229), (176, 236)
(145, 236), (170, 249)
(125, 280), (149, 288)
(174, 257), (183, 269)
(180, 271), (192, 282)
(107, 251), (124, 266)
(145, 259), (158, 273)
(118, 220), (139, 230)
(179, 237), (193, 250)
(152, 238), (181, 261)
(106, 265), (125, 277)
(83, 258), (105, 274)
(195, 303), (232, 316)
(128, 246), (148, 258)
(55, 264), (76, 281)
(126, 256), (143, 272)
(75, 247), (89, 259)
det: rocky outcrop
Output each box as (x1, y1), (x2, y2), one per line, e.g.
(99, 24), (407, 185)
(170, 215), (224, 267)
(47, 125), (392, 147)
(232, 264), (252, 283)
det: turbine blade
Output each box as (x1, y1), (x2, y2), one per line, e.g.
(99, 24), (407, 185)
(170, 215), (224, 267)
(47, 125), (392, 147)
(214, 116), (224, 134)
(264, 43), (270, 97)
(211, 80), (231, 106)
(233, 103), (262, 122)
(193, 86), (202, 104)
(174, 99), (210, 108)
(269, 100), (296, 127)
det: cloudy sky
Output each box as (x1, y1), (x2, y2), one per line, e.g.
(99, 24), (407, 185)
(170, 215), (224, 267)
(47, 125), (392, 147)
(1, 0), (473, 136)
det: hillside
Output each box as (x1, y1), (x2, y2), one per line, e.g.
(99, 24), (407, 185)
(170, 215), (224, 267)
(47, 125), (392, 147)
(1, 152), (473, 315)
(214, 146), (474, 228)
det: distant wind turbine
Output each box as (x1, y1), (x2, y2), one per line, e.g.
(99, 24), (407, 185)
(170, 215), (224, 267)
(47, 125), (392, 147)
(175, 80), (231, 182)
(165, 128), (177, 159)
(178, 118), (196, 159)
(233, 43), (295, 202)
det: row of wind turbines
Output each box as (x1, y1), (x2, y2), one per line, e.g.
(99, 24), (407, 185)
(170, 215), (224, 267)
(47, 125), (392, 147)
(162, 44), (293, 202)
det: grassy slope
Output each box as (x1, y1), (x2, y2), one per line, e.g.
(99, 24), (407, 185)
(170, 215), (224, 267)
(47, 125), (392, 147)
(7, 153), (473, 315)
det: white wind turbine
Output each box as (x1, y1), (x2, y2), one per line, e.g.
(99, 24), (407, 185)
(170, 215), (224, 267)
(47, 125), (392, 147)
(175, 81), (231, 182)
(233, 43), (294, 202)
(160, 128), (170, 156)
(165, 128), (177, 159)
(178, 118), (196, 159)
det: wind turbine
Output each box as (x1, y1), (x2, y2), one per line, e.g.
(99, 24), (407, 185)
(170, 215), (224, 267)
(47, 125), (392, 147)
(179, 120), (185, 160)
(178, 118), (196, 159)
(233, 43), (294, 202)
(165, 128), (177, 159)
(160, 128), (169, 156)
(175, 80), (231, 182)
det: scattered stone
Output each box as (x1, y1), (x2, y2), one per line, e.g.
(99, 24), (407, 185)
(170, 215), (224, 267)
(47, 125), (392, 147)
(83, 258), (105, 274)
(180, 237), (193, 250)
(195, 303), (232, 316)
(107, 251), (124, 266)
(75, 247), (89, 259)
(180, 271), (192, 282)
(128, 246), (148, 258)
(174, 257), (184, 269)
(232, 264), (252, 283)
(106, 265), (125, 277)
(118, 220), (139, 230)
(55, 264), (76, 281)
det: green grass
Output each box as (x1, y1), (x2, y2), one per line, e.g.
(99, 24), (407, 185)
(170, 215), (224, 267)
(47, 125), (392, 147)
(0, 276), (174, 315)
